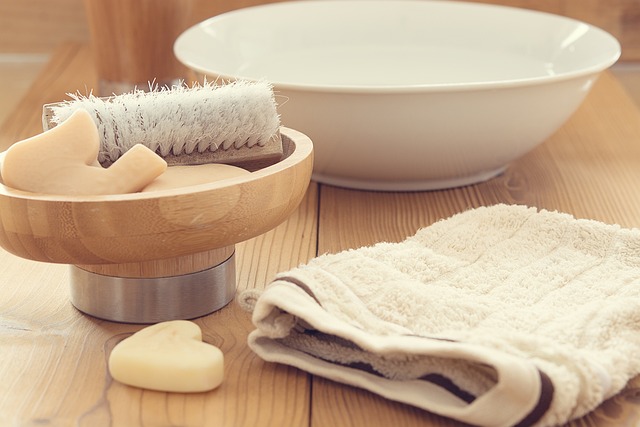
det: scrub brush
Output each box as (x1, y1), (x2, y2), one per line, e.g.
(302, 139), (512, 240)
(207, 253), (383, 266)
(42, 80), (283, 170)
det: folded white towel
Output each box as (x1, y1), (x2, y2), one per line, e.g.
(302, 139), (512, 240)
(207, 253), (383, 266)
(244, 204), (640, 427)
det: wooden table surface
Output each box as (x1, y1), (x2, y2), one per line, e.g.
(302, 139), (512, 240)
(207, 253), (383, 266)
(2, 43), (640, 427)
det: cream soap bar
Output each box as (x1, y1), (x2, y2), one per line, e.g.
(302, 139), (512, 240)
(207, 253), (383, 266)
(108, 320), (224, 393)
(0, 109), (166, 195)
(142, 163), (250, 192)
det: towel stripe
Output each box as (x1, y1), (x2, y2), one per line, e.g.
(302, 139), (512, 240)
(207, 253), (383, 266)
(419, 373), (477, 404)
(276, 275), (555, 426)
(513, 369), (554, 427)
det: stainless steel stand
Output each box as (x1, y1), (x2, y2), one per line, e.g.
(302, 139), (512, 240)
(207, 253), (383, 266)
(69, 252), (236, 323)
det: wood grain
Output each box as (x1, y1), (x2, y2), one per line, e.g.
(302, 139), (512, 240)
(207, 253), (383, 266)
(82, 0), (193, 85)
(0, 233), (314, 426)
(0, 0), (288, 54)
(3, 43), (640, 426)
(0, 126), (312, 267)
(0, 0), (89, 53)
(77, 247), (235, 278)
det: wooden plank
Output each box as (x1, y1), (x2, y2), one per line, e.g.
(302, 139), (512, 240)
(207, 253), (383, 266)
(2, 37), (640, 427)
(0, 209), (317, 426)
(313, 71), (640, 426)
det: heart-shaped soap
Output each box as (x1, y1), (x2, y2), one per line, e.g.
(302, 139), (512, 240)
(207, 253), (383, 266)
(108, 320), (224, 393)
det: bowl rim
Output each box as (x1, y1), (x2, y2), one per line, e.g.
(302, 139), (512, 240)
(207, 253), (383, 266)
(174, 0), (621, 94)
(0, 127), (312, 202)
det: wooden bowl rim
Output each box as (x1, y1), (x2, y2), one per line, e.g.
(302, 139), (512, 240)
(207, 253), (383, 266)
(0, 126), (313, 202)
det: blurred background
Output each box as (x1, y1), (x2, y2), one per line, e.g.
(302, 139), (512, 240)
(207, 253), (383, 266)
(1, 0), (639, 127)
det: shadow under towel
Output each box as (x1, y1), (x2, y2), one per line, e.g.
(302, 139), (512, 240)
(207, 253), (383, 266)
(246, 204), (640, 427)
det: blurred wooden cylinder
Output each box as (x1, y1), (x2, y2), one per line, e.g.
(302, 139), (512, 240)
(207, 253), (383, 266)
(82, 0), (194, 94)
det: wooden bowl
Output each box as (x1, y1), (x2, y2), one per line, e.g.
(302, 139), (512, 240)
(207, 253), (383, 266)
(0, 127), (313, 322)
(0, 127), (312, 266)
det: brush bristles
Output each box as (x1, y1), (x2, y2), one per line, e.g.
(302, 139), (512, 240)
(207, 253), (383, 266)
(47, 80), (281, 166)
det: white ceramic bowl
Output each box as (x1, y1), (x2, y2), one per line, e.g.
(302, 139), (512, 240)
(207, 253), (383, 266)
(175, 0), (620, 191)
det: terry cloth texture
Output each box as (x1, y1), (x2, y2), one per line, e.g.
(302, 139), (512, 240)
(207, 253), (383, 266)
(245, 204), (640, 427)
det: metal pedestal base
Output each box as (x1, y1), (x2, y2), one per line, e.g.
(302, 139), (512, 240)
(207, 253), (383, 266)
(69, 253), (236, 323)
